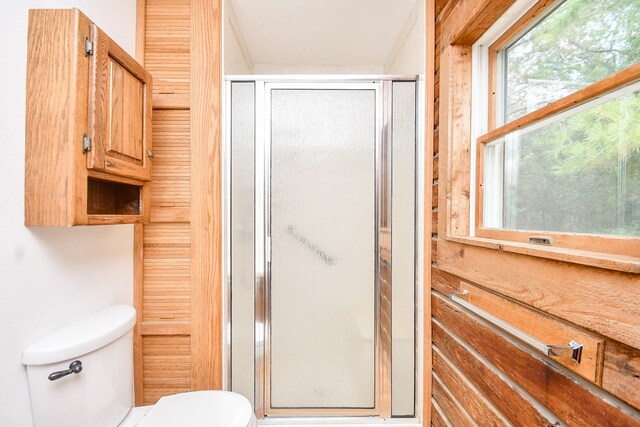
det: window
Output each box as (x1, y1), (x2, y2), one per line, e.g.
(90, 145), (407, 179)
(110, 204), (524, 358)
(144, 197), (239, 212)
(475, 0), (640, 257)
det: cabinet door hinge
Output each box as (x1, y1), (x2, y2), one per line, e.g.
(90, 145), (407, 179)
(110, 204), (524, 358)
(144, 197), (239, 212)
(84, 36), (93, 56)
(82, 134), (92, 153)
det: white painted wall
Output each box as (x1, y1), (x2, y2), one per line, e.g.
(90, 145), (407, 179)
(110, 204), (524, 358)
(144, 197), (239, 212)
(0, 1), (137, 426)
(252, 63), (385, 74)
(224, 0), (254, 74)
(385, 0), (425, 75)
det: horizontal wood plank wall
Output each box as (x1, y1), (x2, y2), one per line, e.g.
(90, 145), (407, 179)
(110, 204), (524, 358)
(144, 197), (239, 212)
(135, 0), (222, 405)
(431, 0), (640, 425)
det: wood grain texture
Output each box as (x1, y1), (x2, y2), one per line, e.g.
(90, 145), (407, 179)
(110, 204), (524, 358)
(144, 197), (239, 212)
(140, 321), (192, 335)
(431, 398), (452, 427)
(430, 1), (640, 425)
(190, 0), (222, 390)
(432, 318), (562, 427)
(438, 44), (472, 237)
(437, 240), (640, 350)
(433, 347), (510, 426)
(150, 110), (191, 222)
(133, 0), (199, 406)
(441, 0), (515, 45)
(133, 224), (145, 406)
(479, 63), (640, 147)
(433, 292), (640, 426)
(458, 280), (605, 383)
(136, 0), (147, 64)
(431, 267), (460, 296)
(145, 0), (191, 97)
(603, 340), (640, 410)
(25, 9), (88, 226)
(432, 373), (474, 427)
(88, 26), (153, 182)
(447, 236), (640, 274)
(141, 335), (192, 405)
(143, 223), (191, 321)
(424, 0), (436, 422)
(25, 9), (149, 226)
(109, 60), (144, 162)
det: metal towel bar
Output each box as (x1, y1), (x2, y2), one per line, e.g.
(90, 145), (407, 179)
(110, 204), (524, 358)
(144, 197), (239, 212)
(449, 290), (583, 364)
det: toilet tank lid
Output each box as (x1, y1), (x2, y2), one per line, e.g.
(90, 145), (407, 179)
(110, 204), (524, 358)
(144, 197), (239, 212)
(22, 305), (136, 365)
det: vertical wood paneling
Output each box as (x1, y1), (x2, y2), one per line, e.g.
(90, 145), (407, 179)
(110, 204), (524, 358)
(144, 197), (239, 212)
(190, 0), (222, 391)
(424, 0), (436, 423)
(135, 0), (206, 407)
(133, 223), (145, 406)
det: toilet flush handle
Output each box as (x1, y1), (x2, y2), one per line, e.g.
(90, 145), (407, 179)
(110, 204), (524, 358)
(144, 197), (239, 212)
(48, 360), (83, 381)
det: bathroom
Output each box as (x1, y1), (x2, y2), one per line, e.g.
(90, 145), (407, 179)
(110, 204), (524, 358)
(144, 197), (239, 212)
(2, 0), (639, 426)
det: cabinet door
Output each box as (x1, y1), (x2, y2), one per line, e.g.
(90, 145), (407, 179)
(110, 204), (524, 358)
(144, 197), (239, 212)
(87, 25), (153, 181)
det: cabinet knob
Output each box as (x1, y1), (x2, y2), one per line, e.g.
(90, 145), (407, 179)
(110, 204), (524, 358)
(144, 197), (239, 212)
(147, 151), (154, 158)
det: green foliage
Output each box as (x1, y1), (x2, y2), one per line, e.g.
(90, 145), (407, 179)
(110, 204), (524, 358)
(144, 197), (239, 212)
(506, 0), (640, 119)
(497, 0), (640, 236)
(506, 92), (640, 236)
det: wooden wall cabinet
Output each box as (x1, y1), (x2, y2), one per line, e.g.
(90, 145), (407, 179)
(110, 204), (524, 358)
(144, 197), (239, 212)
(25, 9), (153, 226)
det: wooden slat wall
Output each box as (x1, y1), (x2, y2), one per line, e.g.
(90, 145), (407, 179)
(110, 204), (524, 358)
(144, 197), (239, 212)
(141, 335), (192, 405)
(134, 0), (221, 405)
(145, 0), (190, 97)
(149, 111), (190, 222)
(431, 0), (640, 425)
(143, 223), (191, 322)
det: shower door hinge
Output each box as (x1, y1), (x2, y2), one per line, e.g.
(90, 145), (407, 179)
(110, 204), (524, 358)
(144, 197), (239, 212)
(266, 236), (271, 263)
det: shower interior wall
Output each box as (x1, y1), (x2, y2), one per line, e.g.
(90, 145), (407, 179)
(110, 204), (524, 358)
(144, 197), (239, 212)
(223, 0), (425, 75)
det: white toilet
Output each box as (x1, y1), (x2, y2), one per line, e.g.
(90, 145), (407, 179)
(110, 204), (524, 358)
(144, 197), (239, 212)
(22, 305), (258, 427)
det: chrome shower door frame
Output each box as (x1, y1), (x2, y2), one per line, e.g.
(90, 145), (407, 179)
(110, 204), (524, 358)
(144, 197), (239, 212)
(255, 80), (391, 418)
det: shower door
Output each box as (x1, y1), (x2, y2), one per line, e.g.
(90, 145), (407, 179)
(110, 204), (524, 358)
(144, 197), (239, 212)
(263, 83), (381, 416)
(229, 78), (418, 420)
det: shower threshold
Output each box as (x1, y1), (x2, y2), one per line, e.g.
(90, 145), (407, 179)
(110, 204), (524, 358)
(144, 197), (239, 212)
(258, 416), (422, 427)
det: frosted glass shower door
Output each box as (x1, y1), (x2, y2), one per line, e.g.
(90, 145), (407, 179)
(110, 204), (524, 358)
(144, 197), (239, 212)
(267, 87), (377, 411)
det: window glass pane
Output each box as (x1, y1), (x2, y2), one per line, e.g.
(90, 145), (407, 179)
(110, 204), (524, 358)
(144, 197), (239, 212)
(503, 0), (640, 122)
(485, 85), (640, 236)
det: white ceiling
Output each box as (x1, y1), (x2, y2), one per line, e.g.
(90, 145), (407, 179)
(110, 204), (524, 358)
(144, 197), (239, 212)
(229, 0), (417, 67)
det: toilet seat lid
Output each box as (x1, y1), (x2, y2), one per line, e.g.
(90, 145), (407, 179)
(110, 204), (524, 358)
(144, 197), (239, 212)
(137, 391), (254, 427)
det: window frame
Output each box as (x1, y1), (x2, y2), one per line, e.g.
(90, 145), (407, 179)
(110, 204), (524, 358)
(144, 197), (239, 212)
(473, 0), (640, 258)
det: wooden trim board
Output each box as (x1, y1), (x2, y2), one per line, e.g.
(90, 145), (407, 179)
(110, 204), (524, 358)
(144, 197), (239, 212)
(190, 0), (222, 390)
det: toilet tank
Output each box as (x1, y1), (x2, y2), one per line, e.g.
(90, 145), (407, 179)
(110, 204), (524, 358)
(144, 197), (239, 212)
(22, 305), (136, 427)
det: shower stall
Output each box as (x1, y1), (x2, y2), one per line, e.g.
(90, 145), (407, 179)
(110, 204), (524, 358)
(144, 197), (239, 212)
(225, 77), (421, 420)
